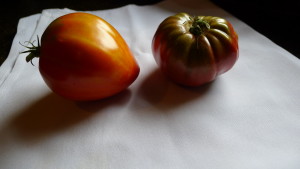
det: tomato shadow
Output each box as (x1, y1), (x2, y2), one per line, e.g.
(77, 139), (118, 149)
(5, 90), (131, 143)
(75, 89), (131, 113)
(133, 69), (214, 112)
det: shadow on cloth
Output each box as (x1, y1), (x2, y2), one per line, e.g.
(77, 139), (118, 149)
(133, 69), (214, 112)
(4, 90), (131, 143)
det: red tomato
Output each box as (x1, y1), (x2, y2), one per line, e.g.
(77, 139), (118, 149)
(22, 12), (140, 101)
(152, 13), (239, 86)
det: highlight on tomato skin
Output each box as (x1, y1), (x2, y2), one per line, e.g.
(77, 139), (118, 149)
(152, 12), (239, 87)
(21, 12), (140, 101)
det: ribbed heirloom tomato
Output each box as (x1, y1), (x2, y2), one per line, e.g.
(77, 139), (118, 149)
(22, 12), (140, 101)
(152, 13), (239, 86)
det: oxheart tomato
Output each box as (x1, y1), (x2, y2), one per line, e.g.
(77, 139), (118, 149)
(22, 12), (140, 101)
(152, 13), (239, 86)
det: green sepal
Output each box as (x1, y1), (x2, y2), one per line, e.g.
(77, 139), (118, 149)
(19, 35), (41, 65)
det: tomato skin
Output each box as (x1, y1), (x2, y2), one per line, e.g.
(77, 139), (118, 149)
(152, 13), (239, 86)
(39, 12), (139, 101)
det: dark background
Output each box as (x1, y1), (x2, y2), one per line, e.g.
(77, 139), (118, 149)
(1, 0), (299, 66)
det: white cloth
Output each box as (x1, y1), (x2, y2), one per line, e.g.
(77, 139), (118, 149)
(0, 0), (300, 168)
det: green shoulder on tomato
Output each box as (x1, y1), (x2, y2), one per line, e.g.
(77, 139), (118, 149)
(152, 13), (239, 86)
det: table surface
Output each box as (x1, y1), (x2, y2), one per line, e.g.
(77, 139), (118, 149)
(0, 0), (299, 66)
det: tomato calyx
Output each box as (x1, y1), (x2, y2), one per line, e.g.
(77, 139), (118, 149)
(20, 36), (41, 65)
(189, 17), (210, 36)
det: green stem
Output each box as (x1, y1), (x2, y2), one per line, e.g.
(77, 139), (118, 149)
(19, 36), (41, 65)
(189, 18), (210, 36)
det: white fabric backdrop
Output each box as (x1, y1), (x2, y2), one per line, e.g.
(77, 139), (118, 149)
(0, 0), (299, 168)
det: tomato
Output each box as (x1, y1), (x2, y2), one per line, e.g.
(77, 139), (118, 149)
(22, 12), (140, 101)
(152, 13), (239, 86)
